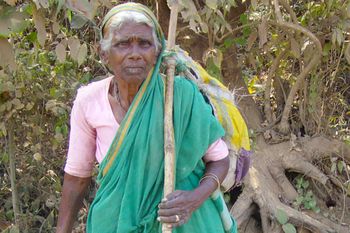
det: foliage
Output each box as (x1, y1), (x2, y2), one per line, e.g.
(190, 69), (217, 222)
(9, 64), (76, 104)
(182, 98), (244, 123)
(276, 209), (297, 233)
(0, 0), (349, 232)
(293, 176), (320, 213)
(0, 0), (107, 231)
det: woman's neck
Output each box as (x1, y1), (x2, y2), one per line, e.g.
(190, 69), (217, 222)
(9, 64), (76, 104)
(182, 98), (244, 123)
(111, 77), (142, 108)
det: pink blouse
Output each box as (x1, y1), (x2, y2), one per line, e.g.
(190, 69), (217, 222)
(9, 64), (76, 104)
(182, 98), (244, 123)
(64, 77), (228, 177)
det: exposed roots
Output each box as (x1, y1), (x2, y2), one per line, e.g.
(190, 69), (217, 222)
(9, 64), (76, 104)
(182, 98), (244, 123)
(230, 136), (350, 233)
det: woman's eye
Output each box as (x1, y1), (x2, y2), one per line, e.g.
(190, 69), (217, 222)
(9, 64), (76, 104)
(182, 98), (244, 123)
(115, 41), (129, 48)
(139, 40), (152, 48)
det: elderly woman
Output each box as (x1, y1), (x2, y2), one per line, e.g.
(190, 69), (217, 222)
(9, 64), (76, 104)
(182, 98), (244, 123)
(56, 3), (237, 233)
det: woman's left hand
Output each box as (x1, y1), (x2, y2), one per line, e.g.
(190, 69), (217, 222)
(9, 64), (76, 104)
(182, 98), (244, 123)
(157, 190), (203, 228)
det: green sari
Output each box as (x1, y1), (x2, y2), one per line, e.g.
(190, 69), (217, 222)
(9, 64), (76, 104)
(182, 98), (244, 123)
(87, 3), (237, 233)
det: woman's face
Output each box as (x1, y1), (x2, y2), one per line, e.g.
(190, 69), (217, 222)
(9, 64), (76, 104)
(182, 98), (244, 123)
(105, 21), (158, 85)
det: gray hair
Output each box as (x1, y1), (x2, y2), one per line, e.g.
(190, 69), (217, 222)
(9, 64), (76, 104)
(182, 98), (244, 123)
(100, 11), (161, 52)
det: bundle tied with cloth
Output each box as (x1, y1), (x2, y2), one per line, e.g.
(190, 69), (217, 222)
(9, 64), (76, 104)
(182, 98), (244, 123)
(160, 49), (252, 191)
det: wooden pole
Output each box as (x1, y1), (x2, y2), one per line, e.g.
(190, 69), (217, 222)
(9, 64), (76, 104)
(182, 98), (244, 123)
(163, 1), (179, 232)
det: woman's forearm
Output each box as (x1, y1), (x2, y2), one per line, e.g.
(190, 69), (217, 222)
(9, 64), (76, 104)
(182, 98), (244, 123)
(56, 173), (91, 233)
(193, 156), (230, 203)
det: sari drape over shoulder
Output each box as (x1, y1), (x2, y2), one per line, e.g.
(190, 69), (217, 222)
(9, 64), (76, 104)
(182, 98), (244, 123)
(87, 3), (237, 233)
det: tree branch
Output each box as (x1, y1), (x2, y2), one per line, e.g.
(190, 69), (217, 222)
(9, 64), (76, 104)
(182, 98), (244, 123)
(264, 49), (287, 123)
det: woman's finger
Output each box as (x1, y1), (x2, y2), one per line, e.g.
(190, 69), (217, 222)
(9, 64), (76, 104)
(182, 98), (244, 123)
(157, 214), (180, 224)
(171, 215), (189, 228)
(165, 190), (183, 201)
(158, 207), (182, 217)
(159, 197), (184, 209)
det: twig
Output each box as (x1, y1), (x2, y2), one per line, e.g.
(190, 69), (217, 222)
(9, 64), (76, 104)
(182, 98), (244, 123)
(272, 0), (323, 133)
(264, 49), (287, 123)
(8, 120), (20, 226)
(280, 0), (298, 23)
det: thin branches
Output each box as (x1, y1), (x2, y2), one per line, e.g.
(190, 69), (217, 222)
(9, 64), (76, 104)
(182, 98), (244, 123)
(272, 0), (323, 133)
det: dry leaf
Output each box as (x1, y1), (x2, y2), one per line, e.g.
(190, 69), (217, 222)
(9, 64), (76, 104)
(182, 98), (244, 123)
(345, 43), (350, 65)
(262, 0), (269, 5)
(39, 0), (49, 8)
(247, 30), (258, 51)
(290, 38), (300, 58)
(303, 44), (314, 64)
(55, 42), (66, 62)
(66, 0), (95, 20)
(32, 0), (41, 9)
(248, 53), (256, 69)
(98, 0), (113, 8)
(0, 38), (16, 71)
(4, 0), (17, 6)
(77, 43), (88, 66)
(32, 7), (46, 46)
(258, 18), (268, 48)
(251, 0), (257, 9)
(67, 37), (80, 61)
(52, 21), (60, 34)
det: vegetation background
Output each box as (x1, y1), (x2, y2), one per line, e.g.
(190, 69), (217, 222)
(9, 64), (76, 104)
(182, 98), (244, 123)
(0, 0), (349, 232)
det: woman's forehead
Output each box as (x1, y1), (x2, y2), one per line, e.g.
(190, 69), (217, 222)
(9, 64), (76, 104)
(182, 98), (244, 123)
(110, 22), (153, 39)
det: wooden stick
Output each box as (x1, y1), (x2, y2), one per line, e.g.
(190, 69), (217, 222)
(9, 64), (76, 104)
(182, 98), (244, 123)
(163, 1), (179, 232)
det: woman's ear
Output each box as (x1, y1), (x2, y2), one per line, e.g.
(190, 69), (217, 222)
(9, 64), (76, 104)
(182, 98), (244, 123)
(97, 43), (109, 65)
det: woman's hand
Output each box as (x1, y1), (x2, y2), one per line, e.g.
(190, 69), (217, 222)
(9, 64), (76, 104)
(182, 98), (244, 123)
(157, 156), (230, 229)
(157, 190), (203, 228)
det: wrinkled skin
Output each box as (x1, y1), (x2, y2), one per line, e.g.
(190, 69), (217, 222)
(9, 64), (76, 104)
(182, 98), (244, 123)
(56, 20), (230, 233)
(102, 21), (158, 86)
(157, 157), (229, 229)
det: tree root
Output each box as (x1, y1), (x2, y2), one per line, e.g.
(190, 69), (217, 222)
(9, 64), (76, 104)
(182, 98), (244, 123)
(230, 136), (350, 233)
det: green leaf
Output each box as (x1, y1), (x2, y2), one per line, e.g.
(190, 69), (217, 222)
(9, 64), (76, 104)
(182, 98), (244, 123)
(337, 161), (344, 173)
(234, 37), (247, 46)
(223, 38), (234, 49)
(322, 42), (331, 56)
(301, 180), (309, 189)
(1, 152), (9, 163)
(313, 206), (321, 213)
(205, 0), (218, 10)
(239, 13), (248, 25)
(276, 209), (288, 225)
(70, 14), (88, 29)
(242, 26), (251, 37)
(331, 162), (337, 173)
(55, 0), (65, 18)
(307, 199), (317, 209)
(282, 223), (297, 233)
(9, 225), (19, 233)
(294, 196), (303, 206)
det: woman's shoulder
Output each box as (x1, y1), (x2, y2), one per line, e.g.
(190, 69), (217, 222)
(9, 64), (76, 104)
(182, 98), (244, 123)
(75, 76), (112, 103)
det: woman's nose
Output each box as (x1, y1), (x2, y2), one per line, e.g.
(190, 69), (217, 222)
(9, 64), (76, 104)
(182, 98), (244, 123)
(128, 44), (142, 60)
